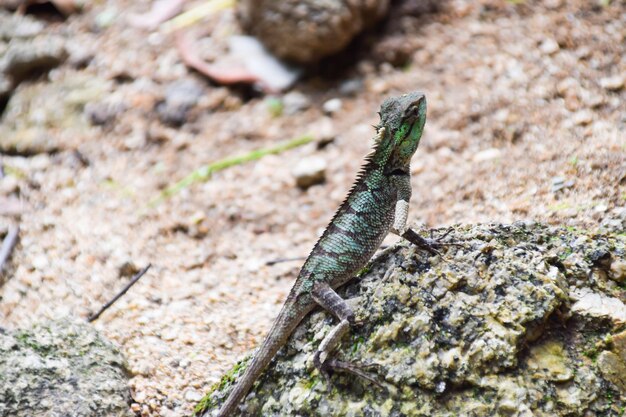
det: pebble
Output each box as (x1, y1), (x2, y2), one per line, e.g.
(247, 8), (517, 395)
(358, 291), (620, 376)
(473, 148), (502, 163)
(184, 389), (203, 402)
(551, 176), (575, 193)
(156, 78), (204, 126)
(310, 117), (336, 147)
(1, 37), (68, 81)
(322, 98), (343, 115)
(0, 175), (19, 195)
(609, 260), (626, 283)
(556, 77), (578, 96)
(282, 91), (311, 115)
(539, 39), (560, 55)
(571, 110), (593, 126)
(338, 79), (364, 97)
(85, 100), (127, 126)
(600, 75), (624, 91)
(292, 156), (327, 189)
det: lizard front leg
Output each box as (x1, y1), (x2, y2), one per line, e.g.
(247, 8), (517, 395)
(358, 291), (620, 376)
(390, 174), (450, 256)
(310, 282), (381, 388)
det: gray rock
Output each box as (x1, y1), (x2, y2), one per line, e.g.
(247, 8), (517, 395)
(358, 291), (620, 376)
(322, 98), (342, 115)
(551, 176), (575, 193)
(0, 318), (131, 417)
(0, 36), (68, 82)
(156, 78), (205, 126)
(282, 91), (311, 115)
(292, 156), (327, 189)
(0, 11), (44, 41)
(338, 79), (364, 97)
(197, 223), (626, 416)
(0, 74), (109, 154)
(238, 0), (390, 63)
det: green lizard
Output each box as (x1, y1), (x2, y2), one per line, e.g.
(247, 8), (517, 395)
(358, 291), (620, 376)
(211, 91), (438, 416)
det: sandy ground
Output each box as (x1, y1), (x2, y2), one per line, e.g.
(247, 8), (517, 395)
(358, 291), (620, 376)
(0, 0), (624, 416)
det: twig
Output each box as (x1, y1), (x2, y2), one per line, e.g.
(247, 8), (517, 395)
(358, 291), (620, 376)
(149, 135), (314, 207)
(87, 264), (152, 322)
(161, 0), (235, 33)
(0, 225), (19, 276)
(265, 256), (307, 266)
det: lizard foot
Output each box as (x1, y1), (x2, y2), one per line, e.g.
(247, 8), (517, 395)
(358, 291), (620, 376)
(314, 352), (383, 391)
(402, 228), (464, 256)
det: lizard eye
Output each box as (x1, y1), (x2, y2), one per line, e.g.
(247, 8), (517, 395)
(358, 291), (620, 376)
(404, 105), (420, 120)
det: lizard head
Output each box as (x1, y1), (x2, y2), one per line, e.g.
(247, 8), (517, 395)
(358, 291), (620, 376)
(375, 91), (427, 174)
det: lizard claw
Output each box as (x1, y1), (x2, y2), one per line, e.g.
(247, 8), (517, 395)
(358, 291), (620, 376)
(402, 228), (464, 256)
(314, 351), (384, 391)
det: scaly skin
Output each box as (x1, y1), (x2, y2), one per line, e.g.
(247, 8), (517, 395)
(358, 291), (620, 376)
(211, 91), (427, 417)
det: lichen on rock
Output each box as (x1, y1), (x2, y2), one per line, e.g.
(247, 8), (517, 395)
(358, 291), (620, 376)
(197, 223), (626, 416)
(0, 318), (131, 417)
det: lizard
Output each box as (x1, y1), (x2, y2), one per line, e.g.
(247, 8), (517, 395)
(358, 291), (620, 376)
(210, 91), (439, 417)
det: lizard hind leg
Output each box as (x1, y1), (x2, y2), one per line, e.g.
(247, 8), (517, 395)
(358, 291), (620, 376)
(311, 282), (383, 391)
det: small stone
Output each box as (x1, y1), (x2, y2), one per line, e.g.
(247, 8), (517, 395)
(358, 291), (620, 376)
(310, 117), (336, 147)
(282, 91), (311, 115)
(609, 260), (626, 283)
(338, 79), (363, 97)
(292, 156), (327, 189)
(527, 340), (573, 382)
(571, 110), (593, 126)
(570, 288), (626, 324)
(85, 100), (127, 126)
(32, 254), (49, 270)
(551, 176), (575, 193)
(322, 98), (343, 115)
(539, 39), (560, 55)
(612, 330), (626, 363)
(0, 175), (19, 195)
(473, 148), (502, 163)
(600, 75), (624, 91)
(597, 351), (626, 392)
(1, 37), (68, 82)
(556, 77), (579, 96)
(184, 389), (203, 402)
(156, 78), (205, 126)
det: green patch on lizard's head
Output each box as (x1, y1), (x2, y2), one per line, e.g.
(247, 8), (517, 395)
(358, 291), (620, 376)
(374, 91), (427, 173)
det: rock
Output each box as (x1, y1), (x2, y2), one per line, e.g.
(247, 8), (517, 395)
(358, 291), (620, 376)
(0, 74), (109, 154)
(571, 110), (593, 126)
(197, 224), (626, 416)
(597, 351), (626, 392)
(292, 156), (327, 189)
(540, 38), (560, 55)
(338, 79), (363, 97)
(551, 176), (575, 193)
(600, 75), (624, 92)
(527, 340), (573, 382)
(85, 99), (127, 126)
(610, 260), (626, 283)
(0, 318), (131, 417)
(238, 0), (390, 63)
(473, 147), (502, 162)
(0, 36), (68, 82)
(282, 91), (311, 115)
(612, 330), (626, 363)
(570, 288), (626, 325)
(0, 11), (43, 41)
(156, 78), (205, 126)
(322, 98), (342, 115)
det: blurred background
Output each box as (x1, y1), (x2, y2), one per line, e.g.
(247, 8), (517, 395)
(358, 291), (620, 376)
(0, 0), (624, 415)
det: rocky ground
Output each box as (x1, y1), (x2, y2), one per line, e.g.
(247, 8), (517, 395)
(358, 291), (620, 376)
(0, 0), (624, 416)
(200, 223), (626, 417)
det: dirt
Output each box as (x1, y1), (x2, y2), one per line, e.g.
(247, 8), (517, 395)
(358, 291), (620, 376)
(0, 1), (624, 416)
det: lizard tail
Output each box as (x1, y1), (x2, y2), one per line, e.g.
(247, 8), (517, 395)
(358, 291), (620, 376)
(214, 298), (311, 417)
